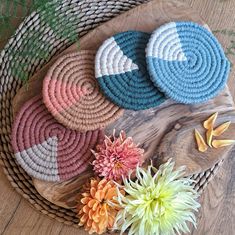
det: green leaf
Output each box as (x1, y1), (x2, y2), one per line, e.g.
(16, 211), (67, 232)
(2, 0), (80, 83)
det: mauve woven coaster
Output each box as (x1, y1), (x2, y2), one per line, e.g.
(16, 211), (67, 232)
(11, 95), (104, 182)
(146, 21), (230, 104)
(43, 50), (123, 132)
(95, 31), (166, 110)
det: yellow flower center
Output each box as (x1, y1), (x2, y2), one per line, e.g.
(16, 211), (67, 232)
(115, 161), (123, 169)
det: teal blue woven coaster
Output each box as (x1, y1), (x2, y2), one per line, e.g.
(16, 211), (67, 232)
(146, 21), (230, 104)
(95, 31), (166, 110)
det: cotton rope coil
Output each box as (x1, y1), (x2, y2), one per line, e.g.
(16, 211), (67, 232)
(95, 31), (166, 110)
(43, 50), (123, 132)
(146, 21), (230, 104)
(11, 95), (104, 182)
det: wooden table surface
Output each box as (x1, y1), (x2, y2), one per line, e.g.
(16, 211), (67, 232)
(0, 0), (235, 234)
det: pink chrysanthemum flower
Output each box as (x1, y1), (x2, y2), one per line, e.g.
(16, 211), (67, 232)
(92, 130), (144, 181)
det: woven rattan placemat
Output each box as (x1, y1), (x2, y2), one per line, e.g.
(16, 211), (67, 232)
(0, 0), (224, 227)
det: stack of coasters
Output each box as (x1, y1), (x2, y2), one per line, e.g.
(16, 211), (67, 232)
(95, 31), (166, 110)
(146, 21), (230, 104)
(11, 21), (231, 185)
(11, 95), (104, 182)
(43, 50), (123, 132)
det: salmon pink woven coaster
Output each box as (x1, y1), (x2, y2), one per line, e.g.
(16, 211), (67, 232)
(11, 95), (104, 182)
(43, 50), (123, 132)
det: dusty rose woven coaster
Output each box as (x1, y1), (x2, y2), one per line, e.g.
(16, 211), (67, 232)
(11, 95), (104, 182)
(42, 50), (123, 132)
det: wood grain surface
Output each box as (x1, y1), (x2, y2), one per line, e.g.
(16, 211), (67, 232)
(33, 171), (94, 209)
(1, 0), (235, 234)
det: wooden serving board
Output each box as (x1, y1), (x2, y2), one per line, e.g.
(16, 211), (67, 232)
(13, 0), (235, 209)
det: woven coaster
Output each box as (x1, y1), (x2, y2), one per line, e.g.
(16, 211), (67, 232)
(43, 50), (123, 132)
(11, 95), (104, 182)
(146, 21), (230, 104)
(95, 31), (166, 110)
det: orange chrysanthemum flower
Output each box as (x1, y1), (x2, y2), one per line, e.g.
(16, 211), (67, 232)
(77, 178), (123, 234)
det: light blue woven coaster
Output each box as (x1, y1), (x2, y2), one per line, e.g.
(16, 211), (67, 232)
(95, 31), (166, 110)
(146, 21), (230, 104)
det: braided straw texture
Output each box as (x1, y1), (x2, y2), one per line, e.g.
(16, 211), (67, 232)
(12, 95), (104, 182)
(43, 50), (123, 132)
(95, 31), (166, 110)
(0, 0), (223, 227)
(146, 21), (230, 104)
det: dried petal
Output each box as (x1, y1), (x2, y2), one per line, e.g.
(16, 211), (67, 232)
(195, 129), (208, 152)
(212, 139), (235, 148)
(213, 121), (231, 137)
(203, 112), (218, 130)
(206, 128), (213, 147)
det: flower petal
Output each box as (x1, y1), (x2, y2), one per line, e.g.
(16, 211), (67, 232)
(212, 139), (235, 148)
(203, 112), (218, 129)
(213, 121), (231, 136)
(195, 129), (207, 152)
